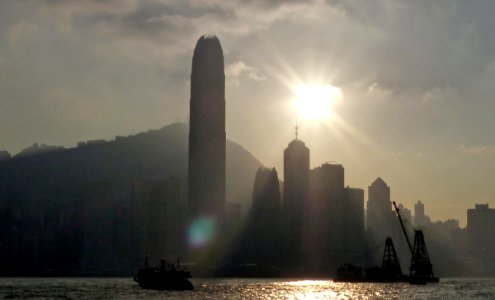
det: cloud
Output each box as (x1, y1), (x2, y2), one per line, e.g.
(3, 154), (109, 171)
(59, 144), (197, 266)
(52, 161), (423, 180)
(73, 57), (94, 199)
(457, 145), (495, 157)
(226, 61), (266, 81)
(19, 0), (491, 96)
(6, 21), (39, 53)
(34, 0), (322, 55)
(388, 151), (424, 159)
(367, 82), (392, 100)
(320, 0), (494, 94)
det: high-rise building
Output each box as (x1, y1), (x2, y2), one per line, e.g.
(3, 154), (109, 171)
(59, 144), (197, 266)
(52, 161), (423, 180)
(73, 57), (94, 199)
(80, 182), (118, 273)
(367, 178), (391, 227)
(467, 204), (495, 269)
(252, 167), (281, 214)
(398, 203), (412, 226)
(366, 178), (396, 247)
(414, 200), (430, 227)
(188, 35), (226, 220)
(283, 139), (310, 213)
(344, 187), (365, 259)
(131, 178), (184, 268)
(248, 167), (282, 264)
(282, 137), (309, 264)
(307, 163), (345, 265)
(307, 163), (365, 272)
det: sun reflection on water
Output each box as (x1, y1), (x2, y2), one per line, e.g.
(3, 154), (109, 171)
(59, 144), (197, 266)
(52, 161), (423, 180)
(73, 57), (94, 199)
(0, 277), (487, 299)
(271, 280), (379, 299)
(286, 280), (330, 286)
(188, 278), (420, 299)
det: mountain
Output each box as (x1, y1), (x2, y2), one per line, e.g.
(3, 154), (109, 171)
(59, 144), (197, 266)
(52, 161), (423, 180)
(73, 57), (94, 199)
(0, 122), (262, 212)
(0, 123), (264, 274)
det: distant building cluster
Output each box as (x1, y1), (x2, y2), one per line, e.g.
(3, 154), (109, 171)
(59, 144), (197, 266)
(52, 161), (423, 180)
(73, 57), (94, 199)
(238, 146), (495, 276)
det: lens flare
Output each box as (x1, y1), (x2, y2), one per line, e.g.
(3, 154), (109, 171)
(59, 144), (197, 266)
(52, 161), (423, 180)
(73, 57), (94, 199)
(188, 216), (217, 248)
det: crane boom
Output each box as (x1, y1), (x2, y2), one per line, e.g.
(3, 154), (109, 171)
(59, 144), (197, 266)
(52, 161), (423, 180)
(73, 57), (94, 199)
(392, 201), (413, 255)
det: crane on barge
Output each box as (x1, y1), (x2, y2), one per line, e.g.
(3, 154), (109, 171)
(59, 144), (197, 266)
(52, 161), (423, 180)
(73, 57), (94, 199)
(392, 201), (439, 284)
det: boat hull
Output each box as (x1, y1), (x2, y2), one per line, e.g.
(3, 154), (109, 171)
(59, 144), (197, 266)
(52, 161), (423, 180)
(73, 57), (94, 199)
(134, 267), (194, 290)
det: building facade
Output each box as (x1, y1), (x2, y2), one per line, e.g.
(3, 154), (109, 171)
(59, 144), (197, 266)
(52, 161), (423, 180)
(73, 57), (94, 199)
(188, 35), (226, 221)
(282, 138), (310, 265)
(414, 200), (431, 228)
(248, 167), (282, 264)
(467, 203), (495, 271)
(366, 178), (396, 248)
(307, 163), (365, 273)
(131, 178), (184, 268)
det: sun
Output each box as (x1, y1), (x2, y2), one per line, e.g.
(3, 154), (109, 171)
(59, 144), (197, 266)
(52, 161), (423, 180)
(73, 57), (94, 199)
(292, 84), (342, 121)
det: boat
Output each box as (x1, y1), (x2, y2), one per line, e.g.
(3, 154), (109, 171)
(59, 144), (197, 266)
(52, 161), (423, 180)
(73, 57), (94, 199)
(334, 237), (408, 283)
(335, 204), (439, 284)
(134, 256), (194, 290)
(335, 263), (365, 282)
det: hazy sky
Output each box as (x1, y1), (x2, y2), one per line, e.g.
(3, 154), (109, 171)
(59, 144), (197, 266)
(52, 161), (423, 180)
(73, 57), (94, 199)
(1, 0), (495, 225)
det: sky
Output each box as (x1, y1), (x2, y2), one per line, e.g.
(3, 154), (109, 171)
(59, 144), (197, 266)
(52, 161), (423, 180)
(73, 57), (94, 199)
(1, 0), (495, 226)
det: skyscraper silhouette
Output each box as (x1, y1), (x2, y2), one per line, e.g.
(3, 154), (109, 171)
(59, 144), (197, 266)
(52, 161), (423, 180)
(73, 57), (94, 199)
(249, 167), (282, 265)
(282, 135), (309, 266)
(188, 35), (226, 220)
(367, 177), (397, 262)
(414, 200), (429, 227)
(367, 177), (393, 233)
(307, 163), (345, 269)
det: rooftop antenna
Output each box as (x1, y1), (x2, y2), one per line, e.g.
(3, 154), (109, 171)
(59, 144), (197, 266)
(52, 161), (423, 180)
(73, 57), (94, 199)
(295, 118), (299, 140)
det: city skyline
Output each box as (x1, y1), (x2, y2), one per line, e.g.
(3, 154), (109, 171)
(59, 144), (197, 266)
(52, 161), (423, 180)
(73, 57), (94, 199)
(2, 1), (495, 225)
(0, 29), (493, 278)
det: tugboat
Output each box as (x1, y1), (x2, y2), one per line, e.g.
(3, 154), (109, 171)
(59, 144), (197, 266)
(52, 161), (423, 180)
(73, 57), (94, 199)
(134, 256), (194, 290)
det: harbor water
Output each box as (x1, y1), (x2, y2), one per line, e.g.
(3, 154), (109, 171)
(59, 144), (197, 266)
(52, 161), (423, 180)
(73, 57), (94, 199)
(0, 277), (494, 299)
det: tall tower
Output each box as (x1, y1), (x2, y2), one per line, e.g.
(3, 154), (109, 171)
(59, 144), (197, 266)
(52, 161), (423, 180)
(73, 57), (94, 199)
(188, 35), (226, 220)
(283, 139), (310, 222)
(282, 135), (309, 265)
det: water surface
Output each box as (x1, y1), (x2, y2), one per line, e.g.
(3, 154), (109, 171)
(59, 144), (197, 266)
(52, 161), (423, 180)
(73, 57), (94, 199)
(0, 277), (493, 299)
